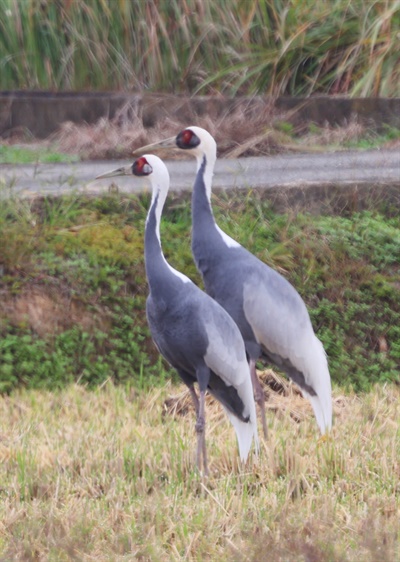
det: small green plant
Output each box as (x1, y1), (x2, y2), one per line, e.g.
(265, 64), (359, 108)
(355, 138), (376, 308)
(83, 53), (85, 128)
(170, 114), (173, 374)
(0, 145), (78, 164)
(344, 125), (400, 150)
(274, 121), (295, 135)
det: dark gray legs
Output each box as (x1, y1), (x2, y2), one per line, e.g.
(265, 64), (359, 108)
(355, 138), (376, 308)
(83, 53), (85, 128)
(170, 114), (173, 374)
(188, 383), (208, 476)
(188, 384), (200, 414)
(250, 358), (268, 438)
(195, 390), (208, 476)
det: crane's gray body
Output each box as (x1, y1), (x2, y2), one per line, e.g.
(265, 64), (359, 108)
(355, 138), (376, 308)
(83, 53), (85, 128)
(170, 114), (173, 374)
(96, 154), (258, 464)
(191, 155), (332, 432)
(145, 192), (253, 423)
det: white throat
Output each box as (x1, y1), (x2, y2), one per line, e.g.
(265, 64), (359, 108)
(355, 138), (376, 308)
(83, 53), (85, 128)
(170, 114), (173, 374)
(147, 174), (190, 284)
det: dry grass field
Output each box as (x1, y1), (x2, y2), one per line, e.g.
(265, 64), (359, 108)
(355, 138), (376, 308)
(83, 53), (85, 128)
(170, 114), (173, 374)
(0, 374), (398, 561)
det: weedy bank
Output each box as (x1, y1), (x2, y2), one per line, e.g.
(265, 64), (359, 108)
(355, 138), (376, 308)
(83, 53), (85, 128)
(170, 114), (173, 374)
(4, 111), (400, 162)
(0, 189), (399, 393)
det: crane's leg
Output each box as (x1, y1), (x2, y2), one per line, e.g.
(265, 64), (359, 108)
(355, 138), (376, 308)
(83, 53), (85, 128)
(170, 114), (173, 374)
(189, 384), (208, 469)
(195, 389), (208, 476)
(188, 384), (200, 416)
(195, 366), (210, 476)
(250, 358), (268, 439)
(189, 385), (209, 470)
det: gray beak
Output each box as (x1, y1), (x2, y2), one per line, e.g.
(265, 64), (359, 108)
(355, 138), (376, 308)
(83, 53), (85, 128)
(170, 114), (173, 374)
(95, 165), (132, 180)
(132, 136), (177, 156)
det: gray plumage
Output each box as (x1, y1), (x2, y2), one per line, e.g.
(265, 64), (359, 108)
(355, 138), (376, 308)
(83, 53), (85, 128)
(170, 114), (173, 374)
(187, 128), (333, 434)
(96, 155), (259, 474)
(134, 129), (333, 435)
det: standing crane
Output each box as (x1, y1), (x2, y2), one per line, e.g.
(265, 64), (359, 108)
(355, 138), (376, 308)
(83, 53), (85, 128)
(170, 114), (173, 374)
(134, 129), (333, 436)
(96, 155), (259, 475)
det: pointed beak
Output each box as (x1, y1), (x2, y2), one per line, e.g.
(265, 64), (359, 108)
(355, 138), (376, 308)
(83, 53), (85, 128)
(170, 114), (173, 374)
(95, 165), (132, 180)
(132, 136), (177, 156)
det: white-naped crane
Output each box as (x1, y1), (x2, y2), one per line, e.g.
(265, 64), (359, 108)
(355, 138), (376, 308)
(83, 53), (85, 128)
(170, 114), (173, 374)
(96, 155), (259, 475)
(134, 128), (333, 437)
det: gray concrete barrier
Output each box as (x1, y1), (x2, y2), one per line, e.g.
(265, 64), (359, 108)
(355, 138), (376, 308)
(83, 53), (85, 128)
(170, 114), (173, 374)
(1, 91), (399, 138)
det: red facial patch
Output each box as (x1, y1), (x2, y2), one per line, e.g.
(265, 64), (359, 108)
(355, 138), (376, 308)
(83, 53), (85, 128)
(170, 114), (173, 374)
(135, 156), (148, 172)
(182, 129), (194, 146)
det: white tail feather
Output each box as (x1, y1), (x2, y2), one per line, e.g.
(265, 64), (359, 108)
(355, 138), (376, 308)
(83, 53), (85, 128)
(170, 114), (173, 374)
(224, 408), (259, 462)
(221, 370), (260, 462)
(301, 337), (332, 433)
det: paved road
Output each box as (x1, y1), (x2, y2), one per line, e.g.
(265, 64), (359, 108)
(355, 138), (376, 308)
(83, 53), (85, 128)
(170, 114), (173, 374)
(1, 148), (399, 198)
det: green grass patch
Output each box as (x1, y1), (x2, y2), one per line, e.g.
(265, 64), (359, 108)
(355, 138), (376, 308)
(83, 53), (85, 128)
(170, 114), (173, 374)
(344, 125), (400, 150)
(0, 145), (79, 164)
(0, 190), (399, 394)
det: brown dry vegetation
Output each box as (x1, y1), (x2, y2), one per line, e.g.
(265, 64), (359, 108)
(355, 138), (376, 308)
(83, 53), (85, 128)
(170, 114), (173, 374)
(30, 101), (284, 160)
(0, 286), (110, 338)
(2, 101), (374, 162)
(0, 378), (398, 561)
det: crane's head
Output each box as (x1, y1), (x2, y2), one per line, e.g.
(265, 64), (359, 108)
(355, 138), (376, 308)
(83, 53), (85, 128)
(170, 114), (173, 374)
(96, 154), (170, 193)
(132, 126), (217, 163)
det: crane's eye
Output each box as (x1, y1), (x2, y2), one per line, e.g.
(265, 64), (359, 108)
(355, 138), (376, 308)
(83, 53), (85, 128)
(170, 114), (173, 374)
(176, 129), (200, 149)
(132, 157), (152, 176)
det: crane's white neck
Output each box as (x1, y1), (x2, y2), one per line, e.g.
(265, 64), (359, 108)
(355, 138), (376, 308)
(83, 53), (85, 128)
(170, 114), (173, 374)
(191, 138), (241, 251)
(145, 166), (190, 285)
(189, 128), (217, 202)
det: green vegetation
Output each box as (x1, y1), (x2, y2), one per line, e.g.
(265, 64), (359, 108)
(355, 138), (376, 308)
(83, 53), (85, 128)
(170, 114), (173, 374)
(0, 382), (398, 560)
(300, 123), (400, 151)
(0, 145), (79, 164)
(343, 124), (400, 150)
(1, 0), (399, 96)
(0, 190), (399, 394)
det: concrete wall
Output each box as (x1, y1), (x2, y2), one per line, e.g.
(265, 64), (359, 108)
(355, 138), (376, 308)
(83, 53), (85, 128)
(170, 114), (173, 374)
(1, 91), (399, 138)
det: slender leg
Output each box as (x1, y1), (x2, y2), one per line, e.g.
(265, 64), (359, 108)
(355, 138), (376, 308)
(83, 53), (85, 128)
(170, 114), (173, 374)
(188, 384), (200, 416)
(250, 358), (268, 439)
(195, 390), (208, 476)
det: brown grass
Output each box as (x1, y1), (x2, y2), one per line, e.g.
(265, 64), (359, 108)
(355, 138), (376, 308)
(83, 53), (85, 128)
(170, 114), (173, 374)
(3, 100), (376, 161)
(0, 378), (398, 561)
(54, 100), (282, 160)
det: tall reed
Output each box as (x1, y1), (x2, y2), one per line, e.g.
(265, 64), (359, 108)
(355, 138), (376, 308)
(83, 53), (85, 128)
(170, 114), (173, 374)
(0, 0), (399, 96)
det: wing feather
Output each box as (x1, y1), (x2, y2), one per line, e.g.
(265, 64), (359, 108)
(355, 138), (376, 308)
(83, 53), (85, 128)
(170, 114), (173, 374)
(243, 269), (332, 433)
(203, 303), (259, 459)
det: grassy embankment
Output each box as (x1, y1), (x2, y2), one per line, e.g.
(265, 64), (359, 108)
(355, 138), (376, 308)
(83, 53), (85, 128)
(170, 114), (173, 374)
(1, 190), (399, 393)
(2, 118), (400, 163)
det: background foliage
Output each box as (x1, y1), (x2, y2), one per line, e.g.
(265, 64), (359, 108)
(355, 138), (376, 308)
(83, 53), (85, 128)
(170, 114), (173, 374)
(1, 0), (399, 96)
(0, 190), (399, 393)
